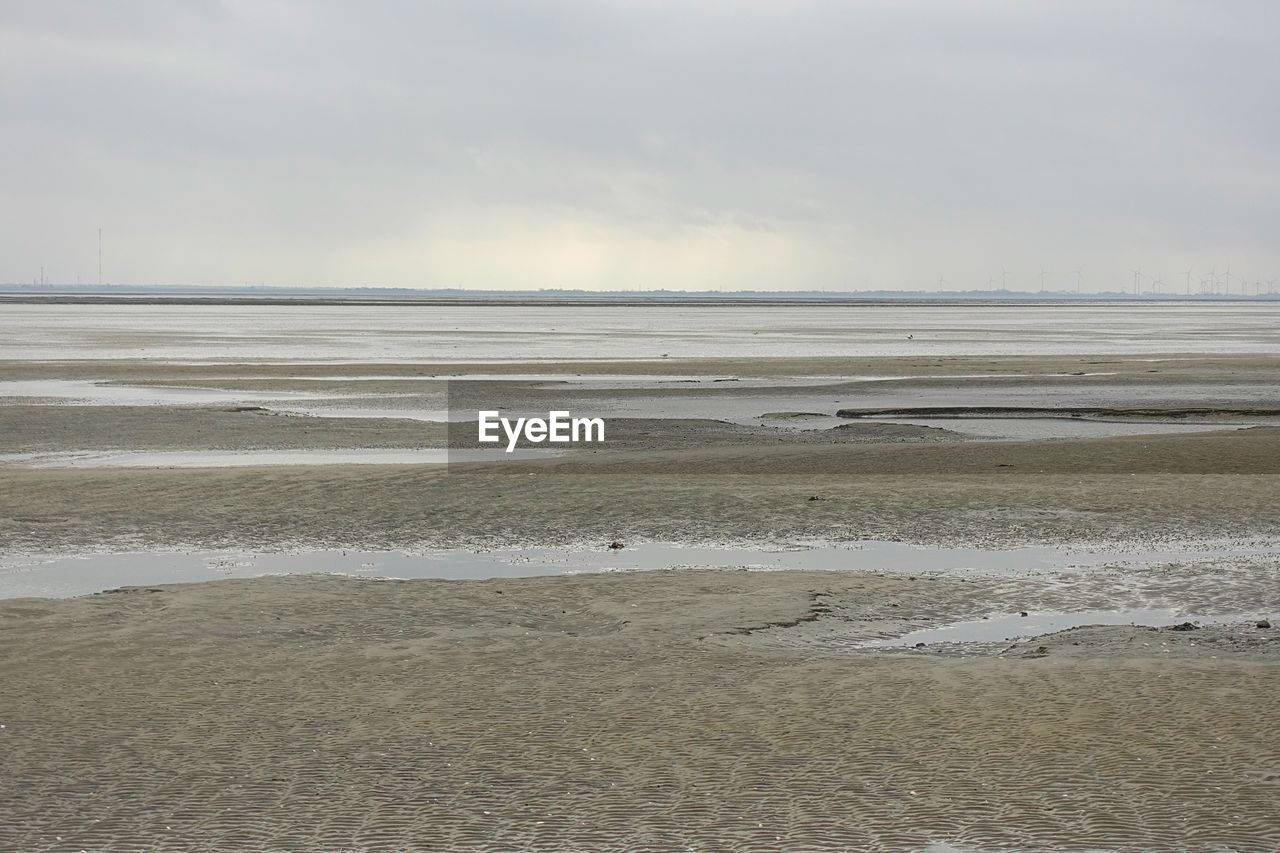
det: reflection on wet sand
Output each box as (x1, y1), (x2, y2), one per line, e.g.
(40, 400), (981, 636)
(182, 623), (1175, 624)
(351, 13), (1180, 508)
(2, 306), (1280, 850)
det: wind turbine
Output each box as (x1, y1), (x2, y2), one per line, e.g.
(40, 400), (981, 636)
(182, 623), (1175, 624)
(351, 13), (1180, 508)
(1000, 267), (1008, 290)
(1074, 267), (1083, 293)
(1152, 273), (1164, 294)
(1183, 268), (1193, 296)
(1131, 267), (1143, 295)
(1222, 264), (1232, 296)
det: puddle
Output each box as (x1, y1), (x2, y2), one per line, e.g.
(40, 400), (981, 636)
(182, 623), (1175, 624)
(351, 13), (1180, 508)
(859, 608), (1243, 648)
(871, 417), (1254, 440)
(274, 405), (455, 422)
(534, 381), (1279, 439)
(304, 373), (754, 385)
(0, 448), (558, 468)
(4, 540), (1280, 600)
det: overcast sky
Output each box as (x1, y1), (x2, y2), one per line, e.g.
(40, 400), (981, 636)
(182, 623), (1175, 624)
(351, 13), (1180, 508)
(2, 1), (1277, 292)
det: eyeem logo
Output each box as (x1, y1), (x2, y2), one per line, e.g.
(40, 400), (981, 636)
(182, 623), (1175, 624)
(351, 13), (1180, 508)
(478, 410), (605, 452)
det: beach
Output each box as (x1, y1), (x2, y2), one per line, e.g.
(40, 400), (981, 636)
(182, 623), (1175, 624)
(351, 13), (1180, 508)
(2, 305), (1279, 850)
(4, 570), (1279, 851)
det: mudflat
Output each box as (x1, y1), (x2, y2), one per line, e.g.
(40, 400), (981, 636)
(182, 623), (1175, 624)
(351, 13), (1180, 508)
(2, 354), (1280, 551)
(3, 570), (1279, 851)
(1, 351), (1278, 850)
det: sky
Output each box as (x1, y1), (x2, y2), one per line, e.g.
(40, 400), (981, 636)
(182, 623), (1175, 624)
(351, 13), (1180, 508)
(2, 1), (1277, 293)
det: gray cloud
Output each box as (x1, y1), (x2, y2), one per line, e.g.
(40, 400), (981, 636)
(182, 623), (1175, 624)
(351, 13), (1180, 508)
(3, 0), (1277, 291)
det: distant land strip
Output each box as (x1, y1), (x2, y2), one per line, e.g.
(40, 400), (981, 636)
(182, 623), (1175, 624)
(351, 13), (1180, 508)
(3, 293), (1276, 307)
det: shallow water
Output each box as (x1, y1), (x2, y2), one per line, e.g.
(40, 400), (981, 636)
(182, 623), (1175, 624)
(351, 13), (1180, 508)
(859, 608), (1240, 647)
(873, 417), (1252, 440)
(273, 404), (454, 421)
(5, 373), (1273, 442)
(0, 448), (557, 468)
(548, 390), (1269, 439)
(3, 303), (1279, 361)
(0, 379), (417, 407)
(5, 539), (1280, 599)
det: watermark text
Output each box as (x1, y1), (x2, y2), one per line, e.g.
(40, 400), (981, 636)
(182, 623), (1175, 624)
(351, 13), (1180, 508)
(478, 410), (605, 452)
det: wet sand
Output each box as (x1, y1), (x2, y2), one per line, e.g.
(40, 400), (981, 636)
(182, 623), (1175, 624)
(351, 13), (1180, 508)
(2, 570), (1278, 851)
(2, 427), (1279, 554)
(1, 354), (1278, 552)
(2, 352), (1279, 849)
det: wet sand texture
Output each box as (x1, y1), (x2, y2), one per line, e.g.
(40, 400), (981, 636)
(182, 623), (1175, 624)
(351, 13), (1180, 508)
(3, 429), (1279, 553)
(3, 352), (1280, 850)
(3, 359), (1280, 554)
(2, 571), (1279, 851)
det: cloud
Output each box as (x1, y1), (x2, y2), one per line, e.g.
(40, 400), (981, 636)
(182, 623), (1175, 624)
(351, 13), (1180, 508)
(2, 0), (1277, 290)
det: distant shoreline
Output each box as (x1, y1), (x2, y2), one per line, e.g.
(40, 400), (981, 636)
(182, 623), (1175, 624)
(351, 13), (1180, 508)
(3, 292), (1276, 307)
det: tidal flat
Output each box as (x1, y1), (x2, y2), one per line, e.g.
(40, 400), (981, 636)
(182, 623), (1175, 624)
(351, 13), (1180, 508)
(1, 303), (1279, 850)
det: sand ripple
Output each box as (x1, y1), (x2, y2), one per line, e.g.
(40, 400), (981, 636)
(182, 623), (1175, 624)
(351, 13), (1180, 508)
(2, 570), (1279, 851)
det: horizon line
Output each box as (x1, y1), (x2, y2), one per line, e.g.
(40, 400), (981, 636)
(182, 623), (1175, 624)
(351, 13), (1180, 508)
(2, 282), (1278, 304)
